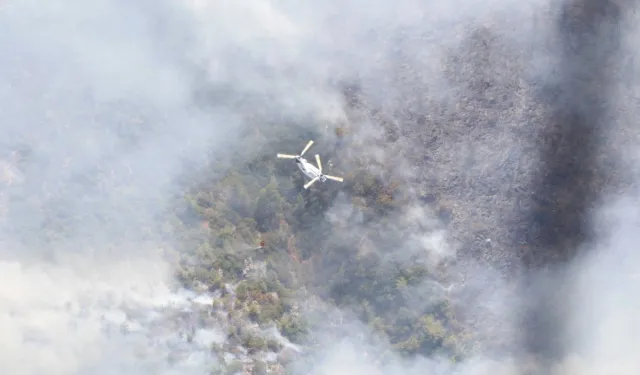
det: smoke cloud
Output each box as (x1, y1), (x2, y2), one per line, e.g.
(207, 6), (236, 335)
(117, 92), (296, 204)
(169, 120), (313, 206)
(2, 0), (640, 374)
(1, 0), (239, 373)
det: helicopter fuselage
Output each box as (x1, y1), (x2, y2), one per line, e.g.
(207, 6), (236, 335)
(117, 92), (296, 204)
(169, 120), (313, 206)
(295, 157), (327, 182)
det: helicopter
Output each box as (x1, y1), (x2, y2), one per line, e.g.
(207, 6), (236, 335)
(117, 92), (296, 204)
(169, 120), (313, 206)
(276, 140), (344, 189)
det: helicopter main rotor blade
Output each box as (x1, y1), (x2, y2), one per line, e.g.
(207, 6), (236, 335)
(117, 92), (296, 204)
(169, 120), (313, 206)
(300, 140), (314, 156)
(303, 176), (320, 189)
(277, 153), (297, 159)
(324, 175), (343, 182)
(315, 154), (322, 173)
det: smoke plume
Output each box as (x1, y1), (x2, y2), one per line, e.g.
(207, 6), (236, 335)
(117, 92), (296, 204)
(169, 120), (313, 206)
(2, 0), (640, 374)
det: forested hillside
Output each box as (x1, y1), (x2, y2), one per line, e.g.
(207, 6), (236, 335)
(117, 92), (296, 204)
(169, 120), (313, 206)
(166, 87), (474, 374)
(2, 0), (639, 374)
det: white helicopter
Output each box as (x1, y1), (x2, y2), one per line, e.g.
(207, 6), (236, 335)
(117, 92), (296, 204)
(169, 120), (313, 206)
(277, 140), (344, 189)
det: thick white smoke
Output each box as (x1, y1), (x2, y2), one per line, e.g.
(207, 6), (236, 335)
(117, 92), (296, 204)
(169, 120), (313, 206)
(1, 0), (238, 373)
(2, 0), (640, 374)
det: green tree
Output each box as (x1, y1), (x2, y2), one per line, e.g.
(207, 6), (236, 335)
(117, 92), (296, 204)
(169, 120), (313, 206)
(255, 178), (283, 232)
